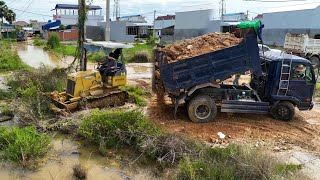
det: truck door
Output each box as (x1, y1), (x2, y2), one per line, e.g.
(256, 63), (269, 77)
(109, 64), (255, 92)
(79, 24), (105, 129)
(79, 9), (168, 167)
(287, 63), (315, 106)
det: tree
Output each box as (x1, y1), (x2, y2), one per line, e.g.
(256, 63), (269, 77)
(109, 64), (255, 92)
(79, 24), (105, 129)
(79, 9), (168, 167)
(0, 1), (16, 24)
(5, 9), (15, 24)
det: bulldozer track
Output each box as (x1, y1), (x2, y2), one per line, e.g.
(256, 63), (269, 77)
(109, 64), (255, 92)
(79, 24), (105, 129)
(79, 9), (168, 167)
(82, 90), (128, 109)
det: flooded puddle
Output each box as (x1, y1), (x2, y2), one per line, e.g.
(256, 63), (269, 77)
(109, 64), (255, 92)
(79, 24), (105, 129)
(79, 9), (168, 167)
(15, 42), (74, 68)
(0, 133), (156, 180)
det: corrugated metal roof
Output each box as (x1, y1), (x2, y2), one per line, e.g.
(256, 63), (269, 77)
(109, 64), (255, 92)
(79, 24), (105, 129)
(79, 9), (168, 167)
(54, 4), (102, 10)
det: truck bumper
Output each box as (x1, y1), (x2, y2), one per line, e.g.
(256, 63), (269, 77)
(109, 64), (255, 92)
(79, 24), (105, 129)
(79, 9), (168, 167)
(298, 101), (314, 110)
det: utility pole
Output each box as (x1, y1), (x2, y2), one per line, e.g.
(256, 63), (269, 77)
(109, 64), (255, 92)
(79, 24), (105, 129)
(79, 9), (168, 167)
(219, 0), (226, 20)
(105, 0), (110, 41)
(153, 10), (156, 38)
(79, 0), (86, 71)
(246, 10), (249, 20)
(113, 0), (120, 20)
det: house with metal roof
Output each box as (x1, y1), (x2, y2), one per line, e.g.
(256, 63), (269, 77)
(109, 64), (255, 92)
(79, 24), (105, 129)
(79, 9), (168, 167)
(52, 4), (103, 26)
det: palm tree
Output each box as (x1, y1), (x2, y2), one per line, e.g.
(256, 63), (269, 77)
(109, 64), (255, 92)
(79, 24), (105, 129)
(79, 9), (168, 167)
(5, 9), (15, 24)
(0, 1), (16, 24)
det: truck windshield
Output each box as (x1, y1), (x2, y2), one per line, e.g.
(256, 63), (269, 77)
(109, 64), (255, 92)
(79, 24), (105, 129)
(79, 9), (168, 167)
(291, 63), (315, 84)
(305, 65), (315, 84)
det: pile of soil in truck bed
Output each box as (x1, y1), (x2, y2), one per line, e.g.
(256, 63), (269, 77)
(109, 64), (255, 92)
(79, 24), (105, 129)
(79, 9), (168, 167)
(160, 32), (242, 63)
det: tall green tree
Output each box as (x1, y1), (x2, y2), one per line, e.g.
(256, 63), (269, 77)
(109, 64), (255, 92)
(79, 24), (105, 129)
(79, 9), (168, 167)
(0, 1), (16, 24)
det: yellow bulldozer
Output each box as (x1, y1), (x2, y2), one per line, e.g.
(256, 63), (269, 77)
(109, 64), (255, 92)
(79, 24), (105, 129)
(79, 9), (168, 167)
(49, 41), (133, 111)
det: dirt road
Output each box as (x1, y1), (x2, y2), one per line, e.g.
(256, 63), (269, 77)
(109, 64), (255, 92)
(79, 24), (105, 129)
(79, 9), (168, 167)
(147, 95), (320, 154)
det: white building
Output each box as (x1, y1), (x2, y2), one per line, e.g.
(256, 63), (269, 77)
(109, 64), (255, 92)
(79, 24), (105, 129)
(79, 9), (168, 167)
(52, 4), (103, 26)
(261, 5), (320, 46)
(154, 15), (175, 37)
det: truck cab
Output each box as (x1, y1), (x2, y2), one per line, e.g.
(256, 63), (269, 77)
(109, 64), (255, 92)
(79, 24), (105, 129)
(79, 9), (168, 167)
(252, 51), (316, 120)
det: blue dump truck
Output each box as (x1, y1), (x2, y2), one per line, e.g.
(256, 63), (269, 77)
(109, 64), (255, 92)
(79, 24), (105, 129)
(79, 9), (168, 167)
(154, 29), (316, 123)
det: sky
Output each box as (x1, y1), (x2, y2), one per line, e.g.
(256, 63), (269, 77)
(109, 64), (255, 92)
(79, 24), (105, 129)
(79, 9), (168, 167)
(3, 0), (320, 23)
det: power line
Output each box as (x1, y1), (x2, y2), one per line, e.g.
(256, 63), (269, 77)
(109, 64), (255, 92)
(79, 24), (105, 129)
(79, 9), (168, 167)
(16, 0), (34, 19)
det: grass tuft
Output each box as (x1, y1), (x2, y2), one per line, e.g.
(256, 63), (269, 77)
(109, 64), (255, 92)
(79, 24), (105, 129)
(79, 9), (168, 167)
(120, 86), (147, 106)
(0, 126), (50, 167)
(0, 41), (29, 71)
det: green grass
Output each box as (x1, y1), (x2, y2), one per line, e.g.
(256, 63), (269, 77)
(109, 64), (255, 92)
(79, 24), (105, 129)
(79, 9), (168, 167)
(0, 104), (13, 116)
(78, 110), (303, 178)
(0, 126), (50, 167)
(123, 44), (155, 63)
(52, 45), (77, 57)
(0, 89), (14, 100)
(78, 110), (161, 153)
(120, 85), (147, 106)
(177, 145), (302, 180)
(33, 38), (47, 46)
(8, 66), (68, 121)
(87, 49), (105, 62)
(0, 41), (29, 71)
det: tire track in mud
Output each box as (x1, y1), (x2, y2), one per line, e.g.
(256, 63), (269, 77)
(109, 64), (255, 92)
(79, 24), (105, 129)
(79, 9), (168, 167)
(147, 96), (320, 152)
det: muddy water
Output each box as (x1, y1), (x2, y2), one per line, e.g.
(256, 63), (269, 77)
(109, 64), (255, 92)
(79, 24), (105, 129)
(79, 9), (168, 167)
(15, 42), (74, 68)
(0, 133), (156, 180)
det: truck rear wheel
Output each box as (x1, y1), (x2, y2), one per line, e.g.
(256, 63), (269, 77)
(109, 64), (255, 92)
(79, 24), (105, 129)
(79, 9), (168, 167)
(270, 101), (295, 121)
(187, 95), (217, 123)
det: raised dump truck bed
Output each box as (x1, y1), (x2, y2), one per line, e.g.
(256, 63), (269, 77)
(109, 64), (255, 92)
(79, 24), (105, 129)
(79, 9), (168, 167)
(155, 30), (261, 96)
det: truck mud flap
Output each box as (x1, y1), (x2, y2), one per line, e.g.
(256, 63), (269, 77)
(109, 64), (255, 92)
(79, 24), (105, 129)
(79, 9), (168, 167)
(221, 100), (270, 114)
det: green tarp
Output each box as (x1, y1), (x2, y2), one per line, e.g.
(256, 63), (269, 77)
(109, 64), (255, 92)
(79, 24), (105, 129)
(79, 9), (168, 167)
(237, 21), (262, 34)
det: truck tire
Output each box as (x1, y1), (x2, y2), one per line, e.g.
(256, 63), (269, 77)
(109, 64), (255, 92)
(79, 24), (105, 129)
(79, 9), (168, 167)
(309, 56), (319, 68)
(270, 101), (295, 121)
(187, 95), (217, 123)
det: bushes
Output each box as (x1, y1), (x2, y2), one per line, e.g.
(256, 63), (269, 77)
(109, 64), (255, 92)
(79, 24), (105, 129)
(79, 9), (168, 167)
(79, 110), (161, 150)
(123, 44), (154, 63)
(0, 41), (28, 71)
(177, 145), (302, 180)
(87, 50), (105, 62)
(130, 51), (149, 63)
(33, 38), (46, 46)
(0, 126), (50, 167)
(120, 86), (147, 106)
(8, 66), (67, 122)
(47, 32), (61, 49)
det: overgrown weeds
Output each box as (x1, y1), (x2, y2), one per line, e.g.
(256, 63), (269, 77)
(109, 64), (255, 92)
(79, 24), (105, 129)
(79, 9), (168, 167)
(123, 44), (154, 63)
(33, 38), (46, 46)
(47, 32), (61, 49)
(120, 86), (147, 106)
(177, 145), (302, 180)
(0, 41), (28, 71)
(78, 110), (303, 179)
(0, 126), (50, 167)
(8, 65), (67, 122)
(79, 110), (161, 149)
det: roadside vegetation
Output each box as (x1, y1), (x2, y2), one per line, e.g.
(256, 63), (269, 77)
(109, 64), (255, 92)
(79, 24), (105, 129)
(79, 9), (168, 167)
(0, 126), (50, 167)
(123, 43), (154, 63)
(7, 66), (67, 122)
(77, 110), (302, 179)
(120, 85), (147, 106)
(0, 41), (28, 71)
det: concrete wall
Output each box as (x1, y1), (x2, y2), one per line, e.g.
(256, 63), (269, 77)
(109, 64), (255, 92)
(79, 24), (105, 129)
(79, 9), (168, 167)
(86, 26), (104, 41)
(53, 15), (104, 26)
(154, 19), (175, 30)
(206, 20), (222, 33)
(263, 29), (320, 46)
(262, 6), (320, 45)
(174, 9), (215, 40)
(109, 21), (135, 43)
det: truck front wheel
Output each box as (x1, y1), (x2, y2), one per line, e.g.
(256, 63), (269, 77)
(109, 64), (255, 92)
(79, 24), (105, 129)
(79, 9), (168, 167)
(187, 95), (217, 123)
(270, 101), (295, 121)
